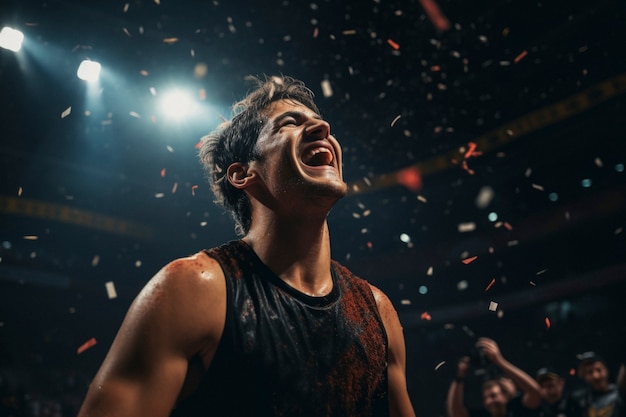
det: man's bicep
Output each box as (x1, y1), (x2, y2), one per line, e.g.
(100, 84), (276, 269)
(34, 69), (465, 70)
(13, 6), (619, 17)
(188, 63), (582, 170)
(79, 254), (226, 417)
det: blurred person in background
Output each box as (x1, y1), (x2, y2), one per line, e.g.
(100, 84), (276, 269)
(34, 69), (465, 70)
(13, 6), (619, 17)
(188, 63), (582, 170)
(535, 367), (581, 417)
(446, 337), (542, 417)
(572, 352), (625, 417)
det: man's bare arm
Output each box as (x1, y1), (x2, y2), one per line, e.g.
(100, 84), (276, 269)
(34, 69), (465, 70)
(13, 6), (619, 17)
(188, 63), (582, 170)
(77, 252), (226, 417)
(370, 285), (416, 417)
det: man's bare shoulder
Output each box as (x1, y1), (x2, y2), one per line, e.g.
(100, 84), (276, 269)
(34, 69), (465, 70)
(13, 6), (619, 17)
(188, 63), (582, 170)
(155, 251), (224, 289)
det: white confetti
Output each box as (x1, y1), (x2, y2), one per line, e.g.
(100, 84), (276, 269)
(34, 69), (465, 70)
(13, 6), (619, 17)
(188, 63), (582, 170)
(105, 281), (117, 299)
(458, 222), (476, 232)
(61, 106), (72, 119)
(91, 255), (100, 267)
(320, 79), (333, 98)
(435, 361), (446, 371)
(426, 266), (433, 276)
(475, 186), (494, 208)
(391, 114), (402, 127)
(488, 301), (498, 311)
(531, 183), (544, 191)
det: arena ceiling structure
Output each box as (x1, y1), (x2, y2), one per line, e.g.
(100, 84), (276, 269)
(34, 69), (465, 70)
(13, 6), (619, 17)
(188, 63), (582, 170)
(1, 0), (625, 415)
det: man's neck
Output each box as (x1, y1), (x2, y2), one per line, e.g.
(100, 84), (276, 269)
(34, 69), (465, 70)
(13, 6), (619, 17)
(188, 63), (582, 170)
(243, 215), (333, 297)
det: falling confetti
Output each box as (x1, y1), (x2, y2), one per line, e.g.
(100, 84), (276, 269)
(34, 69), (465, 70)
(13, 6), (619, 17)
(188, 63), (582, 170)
(420, 311), (432, 321)
(160, 168), (166, 177)
(396, 166), (422, 191)
(418, 0), (451, 32)
(458, 222), (476, 232)
(61, 107), (72, 119)
(320, 79), (333, 98)
(484, 278), (496, 292)
(77, 337), (97, 354)
(435, 361), (446, 371)
(387, 39), (400, 50)
(391, 115), (402, 127)
(488, 301), (498, 311)
(514, 50), (528, 64)
(191, 185), (198, 196)
(461, 255), (478, 265)
(545, 317), (551, 329)
(105, 281), (117, 299)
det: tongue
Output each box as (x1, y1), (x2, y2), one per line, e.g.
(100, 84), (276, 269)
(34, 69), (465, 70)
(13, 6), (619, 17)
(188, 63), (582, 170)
(304, 151), (333, 167)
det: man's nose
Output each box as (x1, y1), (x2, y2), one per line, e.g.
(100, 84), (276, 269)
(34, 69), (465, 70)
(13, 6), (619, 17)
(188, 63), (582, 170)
(304, 118), (330, 139)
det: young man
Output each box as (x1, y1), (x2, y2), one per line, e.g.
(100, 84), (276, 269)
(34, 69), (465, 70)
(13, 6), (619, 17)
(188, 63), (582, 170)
(572, 352), (625, 417)
(446, 337), (542, 417)
(535, 367), (581, 417)
(77, 76), (416, 417)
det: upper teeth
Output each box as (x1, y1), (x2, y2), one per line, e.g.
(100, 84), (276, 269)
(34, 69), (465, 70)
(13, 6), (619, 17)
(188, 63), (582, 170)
(304, 147), (333, 164)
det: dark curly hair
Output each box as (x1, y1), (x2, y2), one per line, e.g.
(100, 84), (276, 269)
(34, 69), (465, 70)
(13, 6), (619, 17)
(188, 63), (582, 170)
(198, 75), (320, 236)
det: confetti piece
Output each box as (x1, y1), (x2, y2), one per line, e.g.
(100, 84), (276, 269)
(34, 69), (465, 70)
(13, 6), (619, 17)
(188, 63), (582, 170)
(313, 27), (319, 38)
(391, 115), (402, 127)
(91, 255), (100, 267)
(535, 269), (548, 275)
(396, 166), (422, 191)
(77, 337), (97, 354)
(320, 79), (333, 98)
(155, 193), (164, 198)
(123, 3), (129, 12)
(342, 29), (357, 35)
(160, 168), (166, 177)
(435, 361), (446, 371)
(400, 299), (411, 305)
(488, 301), (498, 311)
(529, 281), (536, 286)
(426, 266), (433, 276)
(18, 187), (23, 196)
(461, 255), (478, 265)
(191, 185), (199, 196)
(23, 235), (38, 240)
(61, 107), (72, 119)
(387, 38), (400, 50)
(129, 111), (141, 118)
(458, 222), (476, 232)
(171, 182), (178, 194)
(484, 278), (496, 292)
(514, 50), (528, 64)
(531, 183), (545, 191)
(163, 37), (179, 44)
(419, 0), (451, 32)
(417, 195), (427, 203)
(545, 317), (551, 329)
(105, 281), (117, 299)
(122, 28), (131, 37)
(420, 311), (432, 321)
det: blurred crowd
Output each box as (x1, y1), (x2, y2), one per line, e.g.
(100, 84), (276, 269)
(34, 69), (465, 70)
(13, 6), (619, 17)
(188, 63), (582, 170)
(1, 339), (624, 417)
(446, 338), (625, 417)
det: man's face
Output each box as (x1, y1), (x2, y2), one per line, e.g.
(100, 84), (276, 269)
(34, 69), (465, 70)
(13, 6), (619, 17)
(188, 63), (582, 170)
(247, 99), (346, 208)
(482, 385), (508, 417)
(580, 361), (609, 392)
(539, 378), (564, 404)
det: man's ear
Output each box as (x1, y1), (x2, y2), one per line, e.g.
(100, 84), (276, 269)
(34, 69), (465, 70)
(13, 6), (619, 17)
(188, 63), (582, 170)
(227, 162), (257, 189)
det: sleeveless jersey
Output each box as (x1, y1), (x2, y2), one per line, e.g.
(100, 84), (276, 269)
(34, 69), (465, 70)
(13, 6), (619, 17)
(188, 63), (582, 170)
(171, 240), (389, 417)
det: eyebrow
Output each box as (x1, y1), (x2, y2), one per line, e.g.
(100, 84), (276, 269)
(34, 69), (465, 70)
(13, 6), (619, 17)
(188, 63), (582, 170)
(273, 110), (323, 125)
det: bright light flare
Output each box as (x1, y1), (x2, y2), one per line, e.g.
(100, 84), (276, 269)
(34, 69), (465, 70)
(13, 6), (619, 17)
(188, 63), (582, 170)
(0, 27), (24, 52)
(159, 89), (200, 120)
(77, 60), (101, 82)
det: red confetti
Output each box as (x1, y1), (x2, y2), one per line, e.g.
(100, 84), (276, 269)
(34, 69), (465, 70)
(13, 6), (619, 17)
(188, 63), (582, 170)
(462, 255), (478, 265)
(313, 27), (319, 38)
(396, 166), (423, 192)
(430, 65), (441, 72)
(387, 38), (400, 50)
(366, 241), (373, 249)
(191, 185), (198, 196)
(545, 317), (551, 329)
(418, 0), (451, 32)
(504, 222), (513, 231)
(195, 140), (203, 149)
(77, 337), (97, 354)
(160, 168), (166, 177)
(514, 50), (528, 64)
(420, 311), (432, 321)
(484, 278), (496, 292)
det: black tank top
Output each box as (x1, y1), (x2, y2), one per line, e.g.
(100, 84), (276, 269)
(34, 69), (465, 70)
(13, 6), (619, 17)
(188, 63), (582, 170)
(171, 240), (389, 417)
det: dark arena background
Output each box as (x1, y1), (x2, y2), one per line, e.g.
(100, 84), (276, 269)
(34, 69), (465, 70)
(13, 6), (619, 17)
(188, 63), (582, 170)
(1, 0), (625, 416)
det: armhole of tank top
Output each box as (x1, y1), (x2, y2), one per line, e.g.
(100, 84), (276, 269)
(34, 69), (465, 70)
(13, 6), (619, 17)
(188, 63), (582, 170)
(201, 248), (234, 360)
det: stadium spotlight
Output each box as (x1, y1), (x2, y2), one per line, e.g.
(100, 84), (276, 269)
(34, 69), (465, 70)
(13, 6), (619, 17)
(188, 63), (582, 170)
(159, 88), (201, 120)
(0, 27), (24, 52)
(76, 60), (101, 82)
